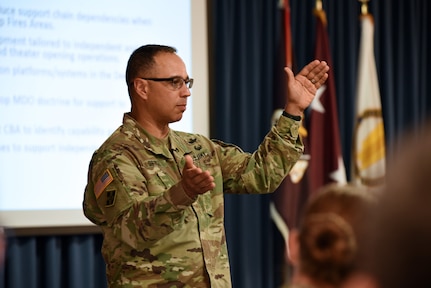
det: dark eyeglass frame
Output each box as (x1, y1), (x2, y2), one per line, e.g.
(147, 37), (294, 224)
(140, 77), (193, 90)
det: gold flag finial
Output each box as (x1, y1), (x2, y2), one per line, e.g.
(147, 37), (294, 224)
(315, 0), (323, 11)
(313, 0), (327, 26)
(359, 0), (370, 15)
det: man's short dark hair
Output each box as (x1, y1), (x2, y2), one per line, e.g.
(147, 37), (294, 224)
(125, 44), (177, 94)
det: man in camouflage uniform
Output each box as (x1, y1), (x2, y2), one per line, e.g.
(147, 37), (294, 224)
(83, 44), (329, 287)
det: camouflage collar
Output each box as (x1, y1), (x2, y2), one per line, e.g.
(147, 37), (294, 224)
(122, 113), (192, 158)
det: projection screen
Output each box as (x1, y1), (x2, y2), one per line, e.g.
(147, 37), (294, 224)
(0, 0), (209, 234)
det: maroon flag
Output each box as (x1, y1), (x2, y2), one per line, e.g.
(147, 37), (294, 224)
(306, 7), (346, 196)
(271, 5), (346, 285)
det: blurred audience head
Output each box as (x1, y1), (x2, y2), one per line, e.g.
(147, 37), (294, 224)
(350, 121), (431, 288)
(288, 183), (376, 288)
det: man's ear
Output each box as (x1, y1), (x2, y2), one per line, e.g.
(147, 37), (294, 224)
(288, 229), (300, 266)
(134, 79), (148, 100)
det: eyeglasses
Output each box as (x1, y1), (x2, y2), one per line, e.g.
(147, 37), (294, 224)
(140, 77), (194, 90)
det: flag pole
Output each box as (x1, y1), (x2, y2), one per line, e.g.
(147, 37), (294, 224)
(283, 0), (293, 69)
(359, 0), (370, 15)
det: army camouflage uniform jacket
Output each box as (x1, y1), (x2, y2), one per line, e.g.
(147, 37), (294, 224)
(83, 112), (303, 288)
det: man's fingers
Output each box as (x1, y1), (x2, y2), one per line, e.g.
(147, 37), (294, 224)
(298, 59), (321, 77)
(182, 168), (215, 197)
(195, 171), (215, 188)
(286, 60), (329, 85)
(184, 154), (195, 169)
(182, 155), (215, 196)
(305, 61), (329, 84)
(315, 73), (329, 87)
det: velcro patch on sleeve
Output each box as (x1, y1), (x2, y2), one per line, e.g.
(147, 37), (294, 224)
(94, 169), (114, 199)
(105, 190), (116, 207)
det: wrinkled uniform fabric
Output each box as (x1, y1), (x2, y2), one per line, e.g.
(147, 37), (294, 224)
(83, 113), (303, 288)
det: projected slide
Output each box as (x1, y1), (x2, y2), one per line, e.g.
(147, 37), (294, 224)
(0, 1), (193, 225)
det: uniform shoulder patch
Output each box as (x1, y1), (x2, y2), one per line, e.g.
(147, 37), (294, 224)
(94, 169), (114, 199)
(105, 190), (116, 207)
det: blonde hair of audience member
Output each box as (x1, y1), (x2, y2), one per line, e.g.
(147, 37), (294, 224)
(348, 122), (431, 288)
(287, 183), (375, 288)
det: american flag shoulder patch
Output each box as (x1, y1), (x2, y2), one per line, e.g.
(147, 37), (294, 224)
(94, 169), (114, 199)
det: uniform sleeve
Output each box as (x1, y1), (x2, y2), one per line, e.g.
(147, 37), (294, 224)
(216, 115), (303, 194)
(83, 147), (196, 249)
